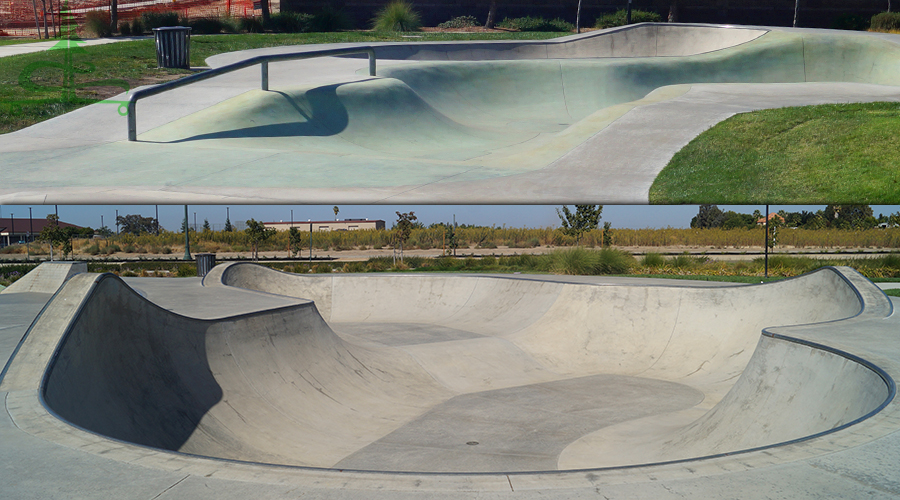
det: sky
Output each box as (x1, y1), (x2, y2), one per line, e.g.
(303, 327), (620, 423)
(2, 204), (899, 232)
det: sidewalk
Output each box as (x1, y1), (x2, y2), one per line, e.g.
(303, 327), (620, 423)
(0, 36), (149, 58)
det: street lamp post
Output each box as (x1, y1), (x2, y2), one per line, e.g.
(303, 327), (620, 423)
(183, 205), (192, 261)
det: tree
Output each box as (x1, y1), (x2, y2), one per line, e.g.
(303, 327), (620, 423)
(288, 226), (304, 258)
(333, 206), (339, 221)
(557, 205), (603, 244)
(690, 205), (725, 229)
(602, 221), (613, 247)
(224, 216), (233, 232)
(245, 218), (275, 261)
(395, 211), (417, 261)
(39, 214), (70, 261)
(824, 205), (875, 229)
(485, 0), (498, 28)
(116, 214), (158, 235)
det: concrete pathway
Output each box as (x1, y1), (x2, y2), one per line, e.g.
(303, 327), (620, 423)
(0, 36), (149, 58)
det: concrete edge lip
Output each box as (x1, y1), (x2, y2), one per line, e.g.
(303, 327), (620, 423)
(2, 264), (899, 491)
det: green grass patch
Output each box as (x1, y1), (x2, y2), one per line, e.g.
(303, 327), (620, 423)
(649, 102), (900, 204)
(883, 288), (900, 297)
(1, 31), (564, 134)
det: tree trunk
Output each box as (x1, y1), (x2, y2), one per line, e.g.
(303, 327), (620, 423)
(261, 0), (270, 25)
(39, 0), (49, 38)
(576, 0), (582, 33)
(793, 0), (800, 27)
(485, 0), (497, 29)
(31, 0), (42, 39)
(668, 1), (678, 22)
(110, 0), (118, 33)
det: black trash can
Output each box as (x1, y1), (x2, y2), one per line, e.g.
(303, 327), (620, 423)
(153, 26), (191, 69)
(196, 253), (216, 277)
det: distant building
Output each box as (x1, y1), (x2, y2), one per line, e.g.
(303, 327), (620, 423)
(0, 217), (81, 247)
(263, 219), (385, 232)
(756, 213), (785, 226)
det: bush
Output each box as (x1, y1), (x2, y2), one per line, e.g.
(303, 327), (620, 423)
(595, 248), (635, 274)
(239, 16), (264, 33)
(831, 13), (870, 31)
(120, 22), (132, 36)
(870, 12), (900, 32)
(438, 15), (478, 29)
(367, 256), (392, 271)
(267, 11), (314, 33)
(131, 18), (144, 34)
(311, 6), (351, 31)
(141, 11), (180, 30)
(497, 16), (573, 32)
(372, 0), (422, 32)
(549, 247), (597, 275)
(184, 17), (227, 34)
(594, 9), (661, 29)
(641, 252), (666, 267)
(84, 11), (112, 37)
(176, 263), (198, 277)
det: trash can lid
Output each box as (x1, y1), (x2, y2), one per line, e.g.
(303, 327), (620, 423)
(152, 26), (192, 31)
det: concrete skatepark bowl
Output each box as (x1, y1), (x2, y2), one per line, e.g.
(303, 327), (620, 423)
(5, 23), (900, 203)
(2, 262), (900, 498)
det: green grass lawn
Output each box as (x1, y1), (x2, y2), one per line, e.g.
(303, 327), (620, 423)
(1, 31), (564, 134)
(649, 102), (900, 204)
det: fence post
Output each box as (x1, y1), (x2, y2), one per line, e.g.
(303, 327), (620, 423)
(261, 60), (269, 91)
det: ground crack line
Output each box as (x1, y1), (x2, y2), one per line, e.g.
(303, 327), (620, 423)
(149, 475), (190, 499)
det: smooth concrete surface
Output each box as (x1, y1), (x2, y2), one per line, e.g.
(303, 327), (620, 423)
(4, 24), (900, 203)
(1, 262), (900, 498)
(0, 261), (86, 294)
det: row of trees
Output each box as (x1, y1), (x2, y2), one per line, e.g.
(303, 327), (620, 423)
(690, 205), (898, 231)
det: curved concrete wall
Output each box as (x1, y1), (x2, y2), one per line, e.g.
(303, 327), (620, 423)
(152, 28), (900, 167)
(35, 266), (891, 471)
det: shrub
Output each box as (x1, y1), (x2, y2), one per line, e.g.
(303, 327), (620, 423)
(438, 15), (478, 29)
(313, 263), (332, 273)
(831, 13), (870, 31)
(595, 248), (635, 274)
(870, 12), (900, 32)
(184, 17), (226, 34)
(311, 6), (351, 31)
(403, 256), (425, 268)
(84, 243), (101, 255)
(594, 9), (661, 29)
(267, 11), (314, 33)
(342, 261), (367, 273)
(120, 22), (132, 36)
(497, 16), (573, 32)
(366, 256), (392, 271)
(84, 11), (112, 37)
(141, 11), (180, 30)
(131, 18), (144, 34)
(641, 252), (666, 267)
(372, 0), (422, 32)
(176, 263), (198, 277)
(549, 247), (598, 275)
(239, 16), (264, 33)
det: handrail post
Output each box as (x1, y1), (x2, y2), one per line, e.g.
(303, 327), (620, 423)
(368, 49), (376, 76)
(261, 61), (269, 91)
(127, 98), (137, 141)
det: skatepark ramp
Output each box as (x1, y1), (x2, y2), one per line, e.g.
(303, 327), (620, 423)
(25, 265), (894, 472)
(142, 26), (900, 174)
(0, 261), (86, 295)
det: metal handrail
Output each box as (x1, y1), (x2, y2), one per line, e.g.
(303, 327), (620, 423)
(127, 46), (377, 141)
